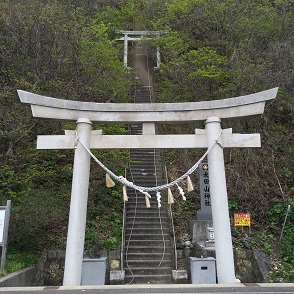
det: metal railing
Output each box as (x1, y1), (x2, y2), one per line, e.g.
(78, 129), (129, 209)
(120, 170), (127, 271)
(164, 166), (178, 270)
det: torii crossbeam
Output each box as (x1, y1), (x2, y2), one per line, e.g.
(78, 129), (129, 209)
(18, 87), (278, 286)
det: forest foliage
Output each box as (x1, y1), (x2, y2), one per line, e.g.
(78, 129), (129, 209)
(0, 0), (293, 282)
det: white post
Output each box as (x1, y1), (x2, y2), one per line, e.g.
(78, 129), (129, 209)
(0, 200), (11, 272)
(63, 118), (92, 286)
(205, 117), (236, 284)
(124, 34), (128, 67)
(156, 46), (161, 68)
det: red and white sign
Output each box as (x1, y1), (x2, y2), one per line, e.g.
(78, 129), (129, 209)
(234, 213), (251, 227)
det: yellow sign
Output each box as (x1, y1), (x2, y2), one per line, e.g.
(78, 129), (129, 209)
(234, 213), (251, 227)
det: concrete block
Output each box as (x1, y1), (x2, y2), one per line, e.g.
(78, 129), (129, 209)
(81, 258), (107, 285)
(172, 270), (188, 284)
(0, 267), (38, 287)
(190, 257), (216, 284)
(190, 220), (213, 245)
(108, 249), (120, 260)
(110, 270), (125, 285)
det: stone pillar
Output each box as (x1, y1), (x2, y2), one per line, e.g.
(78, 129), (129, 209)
(124, 34), (128, 67)
(205, 117), (236, 284)
(156, 46), (161, 68)
(63, 118), (92, 286)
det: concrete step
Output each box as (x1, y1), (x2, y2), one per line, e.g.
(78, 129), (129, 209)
(125, 239), (171, 247)
(125, 223), (168, 230)
(130, 150), (156, 154)
(129, 159), (161, 164)
(125, 233), (170, 241)
(126, 203), (168, 207)
(126, 198), (166, 204)
(124, 252), (173, 261)
(125, 204), (165, 210)
(125, 216), (170, 222)
(125, 228), (171, 235)
(126, 196), (162, 201)
(125, 206), (167, 212)
(127, 172), (158, 178)
(125, 181), (160, 187)
(129, 158), (159, 163)
(124, 274), (172, 284)
(124, 259), (173, 268)
(129, 162), (161, 166)
(129, 160), (162, 165)
(129, 155), (158, 159)
(125, 205), (168, 211)
(125, 246), (171, 254)
(132, 149), (161, 155)
(126, 172), (160, 178)
(129, 165), (161, 169)
(129, 150), (158, 154)
(128, 132), (143, 135)
(126, 209), (168, 216)
(130, 152), (160, 156)
(124, 267), (172, 276)
(126, 215), (169, 220)
(125, 216), (169, 222)
(126, 217), (169, 224)
(126, 205), (168, 211)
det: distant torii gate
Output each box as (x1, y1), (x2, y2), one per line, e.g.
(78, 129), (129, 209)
(18, 88), (278, 286)
(116, 30), (168, 68)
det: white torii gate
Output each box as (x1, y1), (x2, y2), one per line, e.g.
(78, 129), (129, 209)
(116, 30), (168, 68)
(18, 87), (278, 286)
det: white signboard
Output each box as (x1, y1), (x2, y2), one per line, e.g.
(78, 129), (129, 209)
(0, 210), (6, 243)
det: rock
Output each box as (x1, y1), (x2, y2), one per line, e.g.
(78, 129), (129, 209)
(110, 259), (120, 270)
(176, 243), (185, 250)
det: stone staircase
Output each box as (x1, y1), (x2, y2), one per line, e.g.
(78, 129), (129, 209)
(123, 45), (174, 283)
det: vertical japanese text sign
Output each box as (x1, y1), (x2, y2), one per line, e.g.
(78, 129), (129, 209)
(0, 210), (5, 244)
(197, 163), (212, 220)
(0, 200), (11, 272)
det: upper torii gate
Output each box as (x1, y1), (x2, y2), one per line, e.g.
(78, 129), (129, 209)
(17, 87), (278, 286)
(116, 30), (168, 68)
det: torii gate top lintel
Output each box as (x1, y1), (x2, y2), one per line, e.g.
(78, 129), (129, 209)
(18, 87), (278, 124)
(116, 30), (169, 36)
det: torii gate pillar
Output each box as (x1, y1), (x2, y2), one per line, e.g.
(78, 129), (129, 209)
(205, 117), (236, 283)
(63, 118), (92, 286)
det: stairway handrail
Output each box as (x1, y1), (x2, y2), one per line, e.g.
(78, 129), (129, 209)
(164, 165), (178, 270)
(121, 169), (127, 271)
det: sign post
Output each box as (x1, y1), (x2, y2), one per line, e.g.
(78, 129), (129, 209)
(0, 200), (11, 272)
(234, 213), (251, 233)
